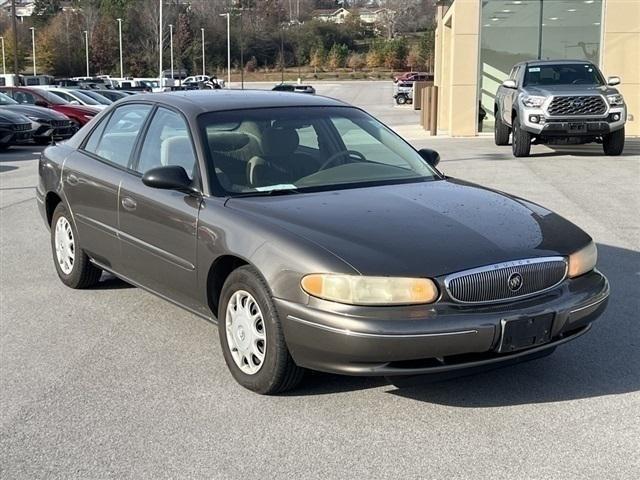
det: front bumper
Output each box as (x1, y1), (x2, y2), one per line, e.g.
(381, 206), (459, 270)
(275, 270), (609, 376)
(520, 105), (626, 136)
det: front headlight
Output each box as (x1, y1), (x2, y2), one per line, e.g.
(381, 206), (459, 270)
(568, 242), (597, 278)
(521, 95), (546, 108)
(301, 274), (439, 305)
(607, 94), (624, 106)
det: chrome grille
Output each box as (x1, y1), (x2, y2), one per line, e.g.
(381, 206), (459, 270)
(13, 123), (31, 131)
(547, 95), (606, 116)
(445, 257), (567, 304)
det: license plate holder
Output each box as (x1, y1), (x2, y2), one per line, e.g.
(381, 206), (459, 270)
(498, 313), (554, 353)
(568, 122), (586, 133)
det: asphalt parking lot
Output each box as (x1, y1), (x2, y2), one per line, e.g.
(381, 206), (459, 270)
(1, 83), (639, 479)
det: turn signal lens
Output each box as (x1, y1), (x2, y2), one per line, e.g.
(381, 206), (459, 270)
(301, 274), (439, 305)
(568, 242), (598, 278)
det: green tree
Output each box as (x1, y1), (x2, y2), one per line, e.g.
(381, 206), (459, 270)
(327, 43), (348, 70)
(32, 0), (62, 27)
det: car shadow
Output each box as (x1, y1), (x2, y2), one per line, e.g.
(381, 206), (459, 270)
(0, 164), (18, 173)
(286, 243), (640, 405)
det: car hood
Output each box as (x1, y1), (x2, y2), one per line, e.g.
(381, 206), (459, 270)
(524, 84), (618, 96)
(0, 109), (30, 123)
(226, 180), (591, 277)
(1, 104), (68, 120)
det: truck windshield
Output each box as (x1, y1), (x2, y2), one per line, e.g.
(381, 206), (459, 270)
(523, 63), (604, 87)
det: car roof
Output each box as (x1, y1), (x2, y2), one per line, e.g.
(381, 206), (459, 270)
(116, 89), (346, 114)
(516, 59), (597, 68)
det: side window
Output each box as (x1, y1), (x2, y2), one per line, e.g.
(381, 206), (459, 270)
(84, 115), (110, 153)
(84, 104), (151, 168)
(136, 107), (196, 178)
(51, 91), (73, 102)
(14, 90), (36, 104)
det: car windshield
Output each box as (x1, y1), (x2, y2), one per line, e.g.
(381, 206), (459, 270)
(66, 90), (101, 105)
(523, 63), (604, 86)
(199, 106), (438, 195)
(31, 88), (68, 105)
(80, 90), (113, 104)
(0, 92), (18, 105)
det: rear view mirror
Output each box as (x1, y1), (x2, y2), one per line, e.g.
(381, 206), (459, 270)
(502, 79), (517, 89)
(607, 76), (620, 86)
(418, 148), (440, 168)
(142, 165), (194, 193)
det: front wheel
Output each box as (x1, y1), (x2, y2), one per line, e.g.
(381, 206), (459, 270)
(50, 203), (102, 288)
(396, 95), (407, 105)
(512, 118), (531, 157)
(494, 112), (510, 145)
(218, 266), (304, 394)
(603, 127), (625, 155)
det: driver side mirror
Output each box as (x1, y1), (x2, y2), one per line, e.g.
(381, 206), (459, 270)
(142, 165), (195, 193)
(502, 79), (517, 89)
(418, 148), (440, 168)
(34, 100), (48, 108)
(607, 76), (621, 86)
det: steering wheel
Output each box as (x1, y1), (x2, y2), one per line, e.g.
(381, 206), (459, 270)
(320, 150), (366, 171)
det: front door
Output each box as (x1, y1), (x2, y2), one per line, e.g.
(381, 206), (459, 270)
(118, 107), (202, 310)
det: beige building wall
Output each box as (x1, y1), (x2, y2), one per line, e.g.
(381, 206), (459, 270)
(435, 0), (479, 136)
(601, 0), (640, 136)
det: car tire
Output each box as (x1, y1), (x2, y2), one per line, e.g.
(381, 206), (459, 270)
(50, 203), (102, 289)
(603, 127), (625, 156)
(494, 112), (510, 146)
(218, 265), (304, 394)
(512, 117), (531, 157)
(396, 95), (407, 105)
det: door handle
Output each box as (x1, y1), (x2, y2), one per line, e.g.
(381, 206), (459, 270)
(121, 196), (137, 211)
(67, 173), (79, 185)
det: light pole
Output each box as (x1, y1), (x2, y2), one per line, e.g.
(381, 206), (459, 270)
(201, 28), (205, 76)
(83, 30), (89, 77)
(29, 27), (35, 76)
(158, 0), (163, 88)
(168, 24), (174, 79)
(0, 37), (5, 75)
(219, 13), (230, 87)
(117, 18), (123, 78)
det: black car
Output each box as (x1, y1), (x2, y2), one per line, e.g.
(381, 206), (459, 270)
(0, 92), (76, 145)
(0, 109), (33, 150)
(272, 83), (316, 94)
(37, 90), (609, 394)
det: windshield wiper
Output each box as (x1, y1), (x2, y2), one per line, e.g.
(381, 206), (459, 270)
(230, 188), (301, 198)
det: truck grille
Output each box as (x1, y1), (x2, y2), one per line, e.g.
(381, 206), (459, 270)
(547, 95), (606, 116)
(444, 257), (567, 304)
(13, 123), (31, 131)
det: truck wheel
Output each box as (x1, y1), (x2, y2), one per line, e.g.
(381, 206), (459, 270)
(494, 113), (510, 146)
(396, 95), (407, 105)
(603, 127), (625, 156)
(512, 118), (531, 157)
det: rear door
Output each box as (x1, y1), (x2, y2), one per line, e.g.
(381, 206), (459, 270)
(118, 106), (202, 310)
(62, 103), (152, 269)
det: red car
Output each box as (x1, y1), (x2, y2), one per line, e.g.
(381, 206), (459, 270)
(0, 86), (99, 127)
(393, 72), (433, 83)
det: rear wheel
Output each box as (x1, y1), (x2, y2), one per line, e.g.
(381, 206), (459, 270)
(396, 95), (407, 105)
(494, 111), (510, 145)
(50, 203), (102, 288)
(218, 266), (304, 394)
(603, 127), (625, 155)
(512, 117), (531, 157)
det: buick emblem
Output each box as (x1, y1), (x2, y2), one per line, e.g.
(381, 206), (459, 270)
(508, 272), (523, 292)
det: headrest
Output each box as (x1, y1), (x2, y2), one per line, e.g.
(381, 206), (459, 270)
(161, 136), (194, 173)
(262, 127), (299, 157)
(207, 132), (250, 152)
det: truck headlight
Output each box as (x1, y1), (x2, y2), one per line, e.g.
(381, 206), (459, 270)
(607, 94), (624, 106)
(521, 95), (546, 108)
(568, 242), (597, 278)
(301, 274), (439, 305)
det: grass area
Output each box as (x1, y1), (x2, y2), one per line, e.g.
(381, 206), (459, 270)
(227, 67), (399, 83)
